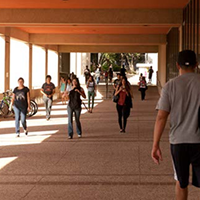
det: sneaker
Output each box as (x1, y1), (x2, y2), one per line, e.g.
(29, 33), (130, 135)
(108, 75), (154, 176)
(78, 135), (82, 138)
(68, 136), (72, 139)
(16, 133), (20, 137)
(25, 131), (28, 136)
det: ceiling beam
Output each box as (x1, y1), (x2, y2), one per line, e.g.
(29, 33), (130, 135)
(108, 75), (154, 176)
(0, 9), (182, 26)
(30, 34), (166, 45)
(0, 27), (29, 42)
(58, 45), (158, 53)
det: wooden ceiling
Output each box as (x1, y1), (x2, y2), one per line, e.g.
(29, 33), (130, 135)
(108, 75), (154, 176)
(0, 0), (189, 42)
(0, 0), (189, 9)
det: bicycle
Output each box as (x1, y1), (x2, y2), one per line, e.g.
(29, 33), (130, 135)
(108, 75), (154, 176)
(0, 91), (12, 117)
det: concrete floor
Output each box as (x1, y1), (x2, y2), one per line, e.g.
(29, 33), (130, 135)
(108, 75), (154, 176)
(0, 87), (199, 200)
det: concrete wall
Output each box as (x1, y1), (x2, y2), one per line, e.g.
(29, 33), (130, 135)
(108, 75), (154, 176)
(70, 52), (91, 84)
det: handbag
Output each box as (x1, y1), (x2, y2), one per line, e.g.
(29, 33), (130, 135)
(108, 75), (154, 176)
(113, 95), (119, 103)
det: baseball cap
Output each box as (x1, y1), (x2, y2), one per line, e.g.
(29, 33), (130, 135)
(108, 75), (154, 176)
(178, 50), (197, 66)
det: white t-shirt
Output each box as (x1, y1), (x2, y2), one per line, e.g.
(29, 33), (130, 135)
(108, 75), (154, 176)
(66, 84), (72, 93)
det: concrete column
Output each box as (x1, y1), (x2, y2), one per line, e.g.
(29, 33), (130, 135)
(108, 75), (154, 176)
(158, 44), (167, 90)
(70, 53), (77, 74)
(179, 26), (183, 52)
(29, 43), (32, 91)
(45, 48), (48, 77)
(57, 52), (60, 87)
(76, 53), (82, 78)
(81, 53), (91, 75)
(4, 36), (10, 91)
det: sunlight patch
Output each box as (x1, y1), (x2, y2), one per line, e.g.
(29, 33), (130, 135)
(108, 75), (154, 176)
(0, 130), (58, 146)
(0, 157), (18, 170)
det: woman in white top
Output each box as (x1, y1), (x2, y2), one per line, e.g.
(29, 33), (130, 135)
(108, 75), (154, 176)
(95, 67), (101, 84)
(63, 78), (72, 103)
(87, 75), (96, 113)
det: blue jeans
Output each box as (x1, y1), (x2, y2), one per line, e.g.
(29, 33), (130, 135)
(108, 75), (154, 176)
(67, 106), (82, 137)
(43, 95), (53, 118)
(96, 77), (100, 84)
(13, 106), (27, 134)
(88, 91), (95, 109)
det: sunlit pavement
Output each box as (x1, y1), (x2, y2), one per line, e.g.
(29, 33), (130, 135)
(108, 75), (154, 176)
(0, 87), (199, 200)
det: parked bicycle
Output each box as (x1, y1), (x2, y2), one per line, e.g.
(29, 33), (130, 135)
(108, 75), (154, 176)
(0, 90), (38, 118)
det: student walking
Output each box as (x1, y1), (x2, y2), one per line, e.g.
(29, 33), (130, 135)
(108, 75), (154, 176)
(151, 50), (200, 200)
(95, 67), (101, 85)
(66, 78), (73, 94)
(138, 76), (148, 100)
(84, 66), (90, 84)
(66, 78), (86, 139)
(148, 66), (154, 83)
(87, 75), (96, 113)
(108, 66), (114, 82)
(41, 75), (55, 121)
(62, 78), (72, 103)
(60, 76), (66, 104)
(10, 77), (31, 137)
(114, 77), (132, 133)
(113, 73), (121, 95)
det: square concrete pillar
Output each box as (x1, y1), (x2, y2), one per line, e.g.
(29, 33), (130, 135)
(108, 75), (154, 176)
(158, 44), (167, 90)
(29, 43), (32, 91)
(4, 36), (10, 91)
(45, 48), (48, 77)
(179, 26), (183, 52)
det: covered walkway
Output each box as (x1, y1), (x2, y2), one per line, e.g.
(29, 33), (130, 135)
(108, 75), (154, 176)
(0, 87), (199, 200)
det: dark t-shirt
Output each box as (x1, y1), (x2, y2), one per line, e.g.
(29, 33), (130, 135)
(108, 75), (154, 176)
(68, 87), (82, 110)
(114, 79), (121, 87)
(120, 68), (126, 76)
(42, 82), (55, 96)
(13, 87), (29, 112)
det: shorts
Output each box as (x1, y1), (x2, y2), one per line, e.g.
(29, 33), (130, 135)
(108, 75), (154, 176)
(171, 143), (200, 188)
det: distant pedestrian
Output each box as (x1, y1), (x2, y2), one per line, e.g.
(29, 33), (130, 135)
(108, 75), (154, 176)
(108, 67), (114, 82)
(113, 73), (121, 94)
(120, 65), (126, 77)
(41, 75), (55, 121)
(63, 78), (72, 102)
(10, 77), (31, 137)
(66, 78), (73, 94)
(87, 75), (96, 113)
(151, 50), (200, 200)
(139, 73), (143, 81)
(84, 66), (90, 84)
(138, 76), (148, 101)
(114, 77), (132, 133)
(148, 66), (154, 83)
(66, 78), (86, 139)
(70, 72), (76, 80)
(95, 67), (101, 84)
(60, 76), (66, 104)
(105, 70), (108, 83)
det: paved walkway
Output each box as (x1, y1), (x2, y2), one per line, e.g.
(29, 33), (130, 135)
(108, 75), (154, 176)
(0, 87), (199, 200)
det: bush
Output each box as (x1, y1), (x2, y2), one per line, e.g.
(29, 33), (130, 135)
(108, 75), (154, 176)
(112, 64), (121, 72)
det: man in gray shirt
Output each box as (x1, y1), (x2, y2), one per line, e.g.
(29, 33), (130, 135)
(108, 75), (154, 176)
(151, 50), (200, 200)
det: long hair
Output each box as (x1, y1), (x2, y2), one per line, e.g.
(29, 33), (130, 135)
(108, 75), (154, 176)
(88, 75), (95, 83)
(72, 77), (81, 90)
(119, 77), (131, 93)
(66, 78), (72, 86)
